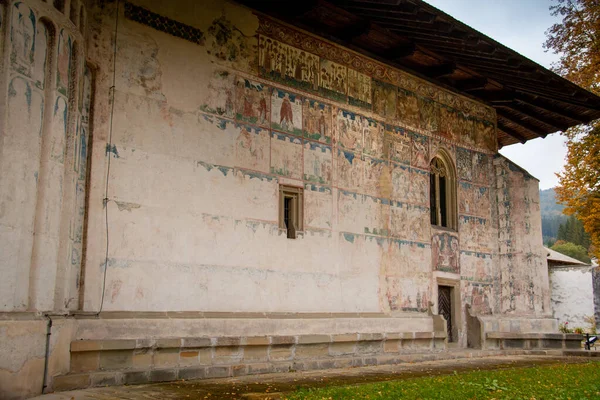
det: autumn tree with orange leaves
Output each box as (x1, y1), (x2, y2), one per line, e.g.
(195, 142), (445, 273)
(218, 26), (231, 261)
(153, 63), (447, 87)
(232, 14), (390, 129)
(544, 0), (600, 260)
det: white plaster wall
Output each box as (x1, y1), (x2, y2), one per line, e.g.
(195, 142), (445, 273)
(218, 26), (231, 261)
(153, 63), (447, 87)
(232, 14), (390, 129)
(550, 267), (595, 328)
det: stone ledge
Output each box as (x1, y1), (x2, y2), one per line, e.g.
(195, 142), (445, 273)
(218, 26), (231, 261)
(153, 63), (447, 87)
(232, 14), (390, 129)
(71, 331), (442, 353)
(486, 332), (582, 340)
(54, 349), (562, 392)
(73, 311), (392, 320)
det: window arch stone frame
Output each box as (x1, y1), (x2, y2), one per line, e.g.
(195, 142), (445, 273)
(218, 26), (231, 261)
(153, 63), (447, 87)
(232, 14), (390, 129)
(429, 148), (458, 231)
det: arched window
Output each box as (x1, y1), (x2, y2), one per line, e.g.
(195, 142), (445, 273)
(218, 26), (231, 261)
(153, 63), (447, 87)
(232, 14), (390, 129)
(430, 151), (457, 230)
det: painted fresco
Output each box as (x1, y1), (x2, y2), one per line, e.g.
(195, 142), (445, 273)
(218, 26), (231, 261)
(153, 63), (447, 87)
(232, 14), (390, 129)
(363, 157), (390, 197)
(472, 152), (491, 185)
(10, 2), (35, 77)
(304, 141), (332, 185)
(474, 119), (496, 152)
(235, 124), (269, 173)
(397, 88), (420, 129)
(384, 125), (411, 165)
(33, 21), (48, 89)
(456, 147), (473, 181)
(418, 96), (438, 132)
(391, 203), (428, 242)
(199, 70), (235, 118)
(336, 149), (363, 192)
(363, 195), (390, 236)
(431, 232), (459, 273)
(464, 282), (492, 315)
(390, 202), (408, 238)
(459, 183), (491, 218)
(304, 184), (332, 230)
(234, 77), (269, 128)
(429, 138), (455, 165)
(336, 109), (363, 152)
(347, 68), (371, 109)
(408, 205), (429, 242)
(56, 30), (72, 97)
(363, 118), (385, 159)
(372, 80), (396, 120)
(258, 35), (319, 91)
(390, 163), (410, 203)
(270, 131), (303, 179)
(460, 216), (492, 252)
(51, 96), (68, 163)
(410, 132), (429, 169)
(8, 76), (44, 144)
(319, 59), (347, 102)
(337, 191), (362, 234)
(205, 16), (257, 74)
(461, 251), (493, 284)
(303, 99), (332, 144)
(409, 168), (429, 205)
(271, 89), (302, 136)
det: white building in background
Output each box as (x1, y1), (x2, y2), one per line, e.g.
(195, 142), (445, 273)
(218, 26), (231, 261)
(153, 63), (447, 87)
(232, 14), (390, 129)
(547, 247), (596, 329)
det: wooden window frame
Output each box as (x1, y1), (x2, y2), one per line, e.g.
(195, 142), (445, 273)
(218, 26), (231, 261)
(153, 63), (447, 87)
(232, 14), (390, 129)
(430, 151), (457, 230)
(279, 185), (303, 239)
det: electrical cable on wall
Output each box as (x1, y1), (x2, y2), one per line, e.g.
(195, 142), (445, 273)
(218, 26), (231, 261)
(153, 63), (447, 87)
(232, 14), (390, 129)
(98, 0), (120, 315)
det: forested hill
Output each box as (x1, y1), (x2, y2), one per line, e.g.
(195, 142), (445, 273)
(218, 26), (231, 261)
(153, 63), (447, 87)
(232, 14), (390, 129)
(540, 188), (567, 244)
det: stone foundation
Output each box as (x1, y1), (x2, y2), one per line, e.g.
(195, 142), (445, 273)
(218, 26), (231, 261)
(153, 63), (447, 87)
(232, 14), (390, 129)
(55, 331), (447, 391)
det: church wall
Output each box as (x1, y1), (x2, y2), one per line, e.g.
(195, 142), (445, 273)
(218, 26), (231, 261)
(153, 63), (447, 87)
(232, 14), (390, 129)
(80, 0), (502, 319)
(494, 156), (550, 316)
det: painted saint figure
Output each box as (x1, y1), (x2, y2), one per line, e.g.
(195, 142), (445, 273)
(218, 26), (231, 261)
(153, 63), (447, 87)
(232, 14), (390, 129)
(280, 93), (293, 130)
(258, 93), (267, 124)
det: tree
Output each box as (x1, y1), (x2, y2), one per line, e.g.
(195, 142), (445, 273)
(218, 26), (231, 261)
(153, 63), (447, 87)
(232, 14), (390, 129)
(544, 0), (600, 260)
(551, 242), (592, 264)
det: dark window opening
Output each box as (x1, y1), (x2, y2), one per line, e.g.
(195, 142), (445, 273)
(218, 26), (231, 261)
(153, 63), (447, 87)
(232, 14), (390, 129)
(279, 185), (303, 239)
(430, 155), (455, 229)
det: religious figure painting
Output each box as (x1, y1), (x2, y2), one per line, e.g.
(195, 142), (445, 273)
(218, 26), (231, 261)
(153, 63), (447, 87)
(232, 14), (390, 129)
(384, 125), (411, 165)
(10, 2), (35, 77)
(474, 119), (496, 152)
(409, 168), (429, 205)
(432, 233), (460, 274)
(372, 80), (397, 120)
(303, 99), (332, 144)
(336, 149), (363, 192)
(270, 131), (303, 179)
(397, 88), (421, 129)
(363, 157), (390, 197)
(472, 152), (491, 185)
(234, 77), (270, 128)
(33, 21), (48, 89)
(271, 89), (303, 136)
(259, 35), (319, 92)
(390, 163), (410, 203)
(304, 141), (332, 185)
(456, 147), (473, 181)
(418, 96), (439, 132)
(410, 132), (429, 169)
(56, 30), (72, 97)
(319, 59), (347, 102)
(235, 124), (270, 173)
(362, 118), (385, 160)
(336, 109), (363, 152)
(438, 106), (459, 141)
(347, 68), (372, 109)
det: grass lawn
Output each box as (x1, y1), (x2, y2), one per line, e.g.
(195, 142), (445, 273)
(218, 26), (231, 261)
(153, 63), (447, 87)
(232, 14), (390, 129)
(286, 361), (600, 399)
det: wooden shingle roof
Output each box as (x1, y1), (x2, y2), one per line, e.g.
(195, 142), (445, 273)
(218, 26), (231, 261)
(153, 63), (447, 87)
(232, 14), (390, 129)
(238, 0), (600, 147)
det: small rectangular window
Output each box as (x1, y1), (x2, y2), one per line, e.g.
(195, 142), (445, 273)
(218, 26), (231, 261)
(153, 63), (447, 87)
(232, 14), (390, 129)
(279, 185), (303, 239)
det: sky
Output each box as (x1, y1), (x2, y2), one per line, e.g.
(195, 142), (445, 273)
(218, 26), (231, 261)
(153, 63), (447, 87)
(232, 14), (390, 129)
(425, 0), (566, 190)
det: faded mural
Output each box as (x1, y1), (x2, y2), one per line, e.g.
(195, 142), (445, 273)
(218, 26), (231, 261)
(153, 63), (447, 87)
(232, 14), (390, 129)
(101, 1), (504, 316)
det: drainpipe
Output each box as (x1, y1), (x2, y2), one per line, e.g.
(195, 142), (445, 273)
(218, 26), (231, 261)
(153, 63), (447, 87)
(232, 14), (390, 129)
(41, 314), (53, 394)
